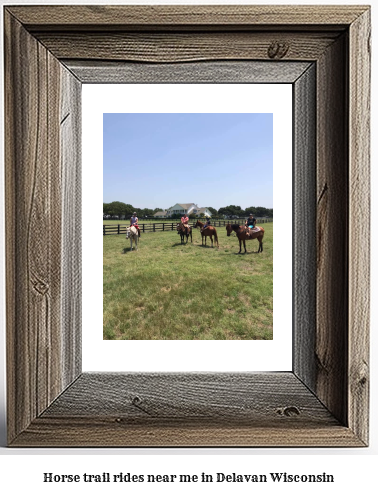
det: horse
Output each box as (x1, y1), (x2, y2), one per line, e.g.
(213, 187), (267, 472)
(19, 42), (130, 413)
(125, 225), (139, 251)
(177, 222), (192, 244)
(225, 223), (264, 253)
(194, 220), (219, 248)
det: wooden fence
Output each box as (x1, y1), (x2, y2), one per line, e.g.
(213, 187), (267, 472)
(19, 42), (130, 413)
(103, 218), (273, 235)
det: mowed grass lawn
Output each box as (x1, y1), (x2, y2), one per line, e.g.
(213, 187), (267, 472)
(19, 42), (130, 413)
(103, 224), (273, 340)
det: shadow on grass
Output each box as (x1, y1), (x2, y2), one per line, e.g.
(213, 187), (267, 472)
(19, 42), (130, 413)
(122, 247), (138, 253)
(171, 241), (192, 247)
(223, 250), (262, 256)
(194, 244), (220, 250)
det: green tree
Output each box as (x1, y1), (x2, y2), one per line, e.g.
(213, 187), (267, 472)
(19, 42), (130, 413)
(244, 206), (257, 217)
(103, 203), (111, 218)
(123, 204), (135, 219)
(207, 206), (218, 217)
(266, 208), (273, 218)
(141, 208), (154, 218)
(108, 201), (128, 219)
(218, 205), (242, 217)
(254, 206), (267, 217)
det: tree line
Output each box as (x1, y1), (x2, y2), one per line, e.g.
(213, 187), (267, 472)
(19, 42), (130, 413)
(208, 205), (273, 218)
(103, 202), (273, 219)
(103, 202), (162, 219)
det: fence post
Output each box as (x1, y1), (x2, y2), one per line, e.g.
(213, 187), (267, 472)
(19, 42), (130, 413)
(103, 225), (106, 235)
(172, 223), (174, 230)
(163, 223), (165, 231)
(118, 224), (120, 234)
(142, 224), (145, 233)
(153, 223), (155, 232)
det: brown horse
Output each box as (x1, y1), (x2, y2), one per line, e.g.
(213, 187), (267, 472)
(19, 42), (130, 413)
(226, 223), (264, 253)
(177, 222), (192, 244)
(194, 220), (219, 248)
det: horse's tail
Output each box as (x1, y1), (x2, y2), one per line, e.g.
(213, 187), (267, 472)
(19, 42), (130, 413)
(214, 228), (219, 247)
(257, 227), (265, 244)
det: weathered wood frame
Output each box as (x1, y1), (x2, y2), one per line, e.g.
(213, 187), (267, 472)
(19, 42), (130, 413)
(4, 5), (370, 447)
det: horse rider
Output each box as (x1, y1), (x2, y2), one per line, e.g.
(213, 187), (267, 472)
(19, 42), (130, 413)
(245, 213), (256, 236)
(201, 216), (211, 233)
(181, 213), (190, 235)
(130, 212), (141, 237)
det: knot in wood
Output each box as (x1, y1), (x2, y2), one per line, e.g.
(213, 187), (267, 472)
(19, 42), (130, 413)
(33, 279), (49, 295)
(277, 406), (300, 417)
(268, 42), (289, 59)
(359, 376), (367, 386)
(131, 396), (142, 406)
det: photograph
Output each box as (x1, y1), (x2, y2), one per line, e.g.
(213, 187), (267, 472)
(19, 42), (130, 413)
(103, 113), (273, 340)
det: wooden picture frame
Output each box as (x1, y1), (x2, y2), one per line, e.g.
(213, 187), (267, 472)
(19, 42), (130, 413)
(4, 5), (370, 447)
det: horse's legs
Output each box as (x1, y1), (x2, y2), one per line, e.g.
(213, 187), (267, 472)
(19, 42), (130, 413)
(238, 238), (242, 253)
(210, 235), (213, 247)
(257, 236), (263, 253)
(244, 239), (247, 253)
(135, 236), (138, 251)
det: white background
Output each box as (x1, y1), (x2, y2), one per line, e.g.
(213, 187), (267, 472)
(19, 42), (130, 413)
(0, 0), (377, 498)
(83, 83), (292, 372)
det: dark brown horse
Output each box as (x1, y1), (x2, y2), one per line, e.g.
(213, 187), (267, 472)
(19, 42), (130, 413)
(194, 220), (219, 248)
(177, 222), (192, 244)
(226, 223), (264, 253)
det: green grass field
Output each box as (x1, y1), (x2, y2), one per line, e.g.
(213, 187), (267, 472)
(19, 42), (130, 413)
(103, 224), (273, 340)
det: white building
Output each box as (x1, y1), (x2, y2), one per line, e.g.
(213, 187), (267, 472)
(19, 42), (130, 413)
(153, 210), (167, 218)
(163, 203), (212, 218)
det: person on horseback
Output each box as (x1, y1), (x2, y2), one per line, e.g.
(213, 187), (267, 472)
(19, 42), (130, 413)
(181, 214), (190, 235)
(130, 212), (141, 237)
(201, 216), (211, 233)
(245, 213), (256, 237)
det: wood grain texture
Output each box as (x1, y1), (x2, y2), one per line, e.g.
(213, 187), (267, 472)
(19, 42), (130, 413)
(5, 12), (62, 442)
(316, 34), (349, 426)
(11, 418), (363, 448)
(4, 11), (80, 444)
(60, 68), (82, 388)
(348, 9), (371, 445)
(293, 64), (316, 390)
(41, 373), (335, 422)
(64, 60), (312, 84)
(33, 31), (339, 63)
(11, 373), (363, 447)
(7, 5), (367, 30)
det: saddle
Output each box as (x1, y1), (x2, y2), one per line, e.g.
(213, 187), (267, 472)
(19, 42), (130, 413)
(246, 226), (260, 236)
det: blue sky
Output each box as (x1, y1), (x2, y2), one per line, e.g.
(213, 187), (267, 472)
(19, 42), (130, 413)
(103, 113), (273, 210)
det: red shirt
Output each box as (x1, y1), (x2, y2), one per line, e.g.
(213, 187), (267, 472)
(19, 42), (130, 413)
(181, 216), (189, 224)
